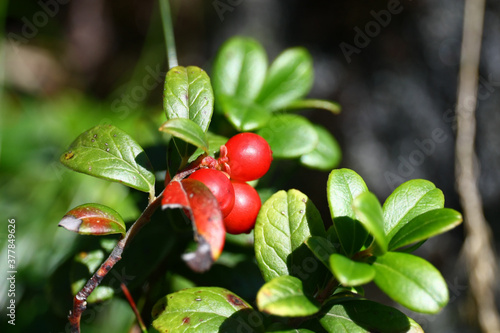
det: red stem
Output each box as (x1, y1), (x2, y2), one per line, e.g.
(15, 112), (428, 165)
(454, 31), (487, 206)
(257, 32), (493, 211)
(121, 283), (148, 333)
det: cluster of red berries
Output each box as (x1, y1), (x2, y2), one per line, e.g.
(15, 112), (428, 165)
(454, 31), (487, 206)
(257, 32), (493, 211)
(189, 133), (273, 234)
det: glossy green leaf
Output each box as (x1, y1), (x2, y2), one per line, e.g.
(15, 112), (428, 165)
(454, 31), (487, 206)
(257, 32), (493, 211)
(219, 95), (272, 131)
(257, 47), (313, 111)
(151, 287), (264, 333)
(212, 37), (267, 102)
(305, 236), (337, 270)
(326, 169), (369, 256)
(257, 275), (320, 317)
(300, 125), (342, 171)
(254, 190), (326, 284)
(159, 118), (208, 153)
(71, 250), (114, 303)
(329, 254), (375, 287)
(383, 179), (444, 239)
(372, 252), (448, 313)
(319, 299), (418, 333)
(60, 125), (155, 194)
(389, 208), (462, 251)
(163, 66), (214, 132)
(257, 114), (318, 158)
(287, 99), (341, 114)
(59, 203), (126, 237)
(353, 192), (388, 255)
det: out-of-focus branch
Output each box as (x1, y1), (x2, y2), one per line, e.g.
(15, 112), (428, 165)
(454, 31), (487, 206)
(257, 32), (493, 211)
(455, 0), (500, 332)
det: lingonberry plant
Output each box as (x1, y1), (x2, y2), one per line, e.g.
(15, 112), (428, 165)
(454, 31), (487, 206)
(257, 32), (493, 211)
(57, 5), (463, 332)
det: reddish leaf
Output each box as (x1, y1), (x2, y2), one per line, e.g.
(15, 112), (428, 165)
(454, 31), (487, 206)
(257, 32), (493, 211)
(59, 203), (126, 237)
(162, 179), (225, 272)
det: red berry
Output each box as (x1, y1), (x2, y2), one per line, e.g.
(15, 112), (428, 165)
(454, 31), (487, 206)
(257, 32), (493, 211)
(223, 182), (261, 234)
(188, 169), (235, 217)
(225, 133), (272, 182)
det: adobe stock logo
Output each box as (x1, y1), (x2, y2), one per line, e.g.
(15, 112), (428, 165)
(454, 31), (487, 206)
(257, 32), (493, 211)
(212, 0), (244, 22)
(339, 0), (408, 63)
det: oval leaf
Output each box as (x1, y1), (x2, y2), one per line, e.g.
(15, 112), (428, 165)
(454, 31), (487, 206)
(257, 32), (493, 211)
(159, 118), (208, 153)
(256, 47), (313, 111)
(305, 236), (337, 270)
(59, 203), (126, 237)
(300, 125), (342, 171)
(60, 125), (155, 194)
(329, 254), (375, 287)
(372, 252), (448, 314)
(162, 179), (225, 272)
(389, 208), (463, 251)
(212, 37), (268, 102)
(254, 190), (326, 284)
(151, 287), (264, 333)
(287, 99), (342, 114)
(327, 169), (369, 256)
(352, 192), (388, 255)
(163, 66), (214, 132)
(383, 179), (444, 239)
(257, 275), (320, 317)
(257, 114), (318, 158)
(219, 95), (272, 131)
(319, 299), (415, 333)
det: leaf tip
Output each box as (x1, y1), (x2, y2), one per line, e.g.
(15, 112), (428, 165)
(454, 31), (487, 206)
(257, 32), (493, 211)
(59, 215), (82, 232)
(182, 238), (213, 273)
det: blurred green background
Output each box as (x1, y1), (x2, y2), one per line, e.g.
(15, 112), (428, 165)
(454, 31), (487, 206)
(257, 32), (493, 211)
(2, 0), (500, 332)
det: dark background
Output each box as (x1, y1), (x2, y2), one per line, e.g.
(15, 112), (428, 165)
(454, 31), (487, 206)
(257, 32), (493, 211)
(2, 0), (500, 332)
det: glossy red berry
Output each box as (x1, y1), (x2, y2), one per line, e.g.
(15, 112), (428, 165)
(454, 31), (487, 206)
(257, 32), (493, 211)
(225, 133), (272, 182)
(188, 169), (235, 217)
(223, 181), (261, 234)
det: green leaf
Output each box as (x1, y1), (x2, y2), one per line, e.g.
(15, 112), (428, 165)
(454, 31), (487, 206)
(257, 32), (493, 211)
(163, 66), (214, 132)
(151, 287), (264, 333)
(326, 169), (369, 256)
(257, 114), (318, 158)
(60, 125), (155, 194)
(219, 95), (272, 131)
(257, 47), (313, 111)
(319, 299), (417, 333)
(287, 99), (341, 114)
(329, 254), (375, 287)
(212, 37), (267, 102)
(254, 190), (326, 284)
(257, 275), (320, 317)
(300, 125), (342, 171)
(383, 179), (444, 239)
(389, 208), (463, 251)
(372, 252), (448, 314)
(59, 203), (126, 237)
(159, 118), (209, 153)
(352, 192), (388, 255)
(305, 236), (337, 270)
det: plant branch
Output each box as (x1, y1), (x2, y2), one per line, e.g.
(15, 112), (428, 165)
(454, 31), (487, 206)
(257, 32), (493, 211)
(455, 0), (500, 332)
(159, 0), (178, 69)
(68, 191), (164, 333)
